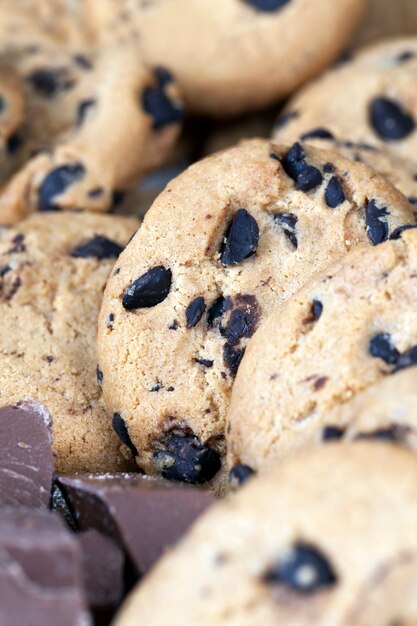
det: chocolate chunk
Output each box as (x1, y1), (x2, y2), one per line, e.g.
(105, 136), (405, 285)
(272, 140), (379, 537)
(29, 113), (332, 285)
(228, 464), (255, 489)
(26, 67), (74, 97)
(369, 97), (415, 141)
(394, 346), (417, 372)
(96, 365), (103, 386)
(142, 68), (184, 130)
(7, 233), (26, 254)
(312, 300), (323, 321)
(194, 358), (214, 368)
(396, 50), (415, 63)
(224, 307), (257, 345)
(7, 132), (23, 154)
(78, 530), (124, 624)
(390, 224), (417, 240)
(154, 430), (221, 484)
(273, 110), (299, 132)
(186, 296), (206, 328)
(57, 474), (215, 575)
(0, 401), (53, 508)
(220, 209), (259, 266)
(122, 266), (172, 310)
(77, 98), (96, 127)
(365, 199), (389, 245)
(0, 508), (90, 626)
(263, 542), (337, 593)
(325, 176), (345, 208)
(73, 54), (93, 70)
(112, 414), (137, 456)
(282, 143), (323, 192)
(322, 425), (345, 441)
(223, 343), (245, 376)
(369, 333), (400, 365)
(207, 296), (232, 327)
(71, 235), (123, 260)
(354, 424), (411, 443)
(39, 163), (85, 211)
(274, 213), (298, 248)
(246, 0), (291, 11)
(300, 128), (335, 141)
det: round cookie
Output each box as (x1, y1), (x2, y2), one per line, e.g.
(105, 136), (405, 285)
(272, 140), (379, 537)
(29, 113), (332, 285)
(227, 228), (417, 473)
(114, 444), (417, 626)
(87, 0), (368, 116)
(0, 211), (139, 473)
(273, 37), (417, 162)
(97, 138), (414, 492)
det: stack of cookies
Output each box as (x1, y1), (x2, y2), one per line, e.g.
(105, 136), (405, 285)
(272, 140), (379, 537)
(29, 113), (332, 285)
(2, 1), (417, 625)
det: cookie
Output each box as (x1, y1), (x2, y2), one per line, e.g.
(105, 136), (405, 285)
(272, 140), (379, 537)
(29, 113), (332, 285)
(273, 37), (417, 162)
(0, 211), (139, 473)
(114, 444), (417, 626)
(227, 228), (417, 473)
(97, 138), (414, 492)
(87, 0), (368, 116)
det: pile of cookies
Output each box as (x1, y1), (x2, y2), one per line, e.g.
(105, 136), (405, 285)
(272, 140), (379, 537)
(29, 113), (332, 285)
(3, 1), (417, 625)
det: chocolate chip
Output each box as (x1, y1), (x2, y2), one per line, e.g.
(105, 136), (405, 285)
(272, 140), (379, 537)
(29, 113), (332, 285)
(39, 163), (85, 211)
(207, 296), (232, 327)
(220, 209), (259, 266)
(394, 346), (417, 372)
(77, 98), (96, 127)
(408, 197), (417, 205)
(153, 431), (221, 484)
(228, 464), (254, 487)
(282, 143), (323, 192)
(312, 300), (323, 321)
(365, 199), (389, 245)
(8, 233), (26, 254)
(273, 110), (299, 132)
(245, 0), (291, 11)
(325, 176), (345, 208)
(71, 235), (123, 260)
(96, 365), (103, 386)
(355, 424), (411, 443)
(369, 333), (400, 365)
(322, 425), (345, 441)
(112, 413), (137, 456)
(223, 343), (245, 376)
(7, 132), (23, 154)
(110, 190), (125, 211)
(224, 308), (256, 345)
(154, 66), (173, 86)
(194, 358), (214, 368)
(263, 543), (337, 593)
(186, 297), (206, 328)
(369, 97), (415, 141)
(274, 213), (298, 248)
(122, 266), (172, 310)
(88, 187), (104, 199)
(142, 68), (184, 130)
(106, 313), (115, 329)
(150, 383), (162, 392)
(0, 95), (5, 113)
(300, 128), (334, 141)
(389, 224), (417, 240)
(73, 54), (92, 70)
(396, 51), (414, 63)
(26, 67), (74, 97)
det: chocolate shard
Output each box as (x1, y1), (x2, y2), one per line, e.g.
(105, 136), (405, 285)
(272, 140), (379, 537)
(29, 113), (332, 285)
(78, 530), (124, 626)
(0, 401), (54, 508)
(57, 474), (215, 576)
(0, 508), (91, 626)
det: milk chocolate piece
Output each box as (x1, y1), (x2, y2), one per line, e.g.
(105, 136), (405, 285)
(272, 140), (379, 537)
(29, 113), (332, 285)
(0, 508), (90, 626)
(0, 401), (53, 508)
(57, 474), (215, 575)
(78, 530), (124, 626)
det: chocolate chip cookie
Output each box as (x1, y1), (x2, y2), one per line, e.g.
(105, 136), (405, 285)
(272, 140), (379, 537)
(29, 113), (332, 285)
(228, 229), (417, 473)
(87, 0), (368, 116)
(114, 444), (417, 626)
(0, 211), (139, 473)
(97, 138), (414, 492)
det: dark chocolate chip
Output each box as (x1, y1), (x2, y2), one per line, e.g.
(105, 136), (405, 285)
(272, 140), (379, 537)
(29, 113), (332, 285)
(389, 224), (417, 240)
(282, 143), (323, 192)
(142, 68), (184, 130)
(39, 163), (85, 211)
(71, 235), (123, 260)
(122, 266), (172, 310)
(0, 265), (11, 278)
(223, 343), (245, 376)
(194, 358), (214, 368)
(245, 0), (290, 11)
(365, 199), (389, 245)
(224, 308), (257, 345)
(154, 431), (221, 484)
(296, 165), (323, 192)
(112, 413), (137, 456)
(300, 128), (335, 141)
(26, 67), (74, 97)
(369, 333), (400, 365)
(220, 209), (259, 266)
(77, 98), (96, 127)
(96, 365), (103, 386)
(106, 313), (115, 329)
(355, 424), (411, 443)
(88, 187), (104, 199)
(110, 190), (125, 211)
(322, 425), (345, 441)
(228, 464), (255, 487)
(408, 196), (417, 205)
(263, 542), (337, 593)
(207, 296), (232, 327)
(73, 54), (93, 70)
(369, 97), (415, 141)
(396, 50), (415, 63)
(312, 300), (323, 321)
(6, 132), (23, 154)
(274, 213), (298, 248)
(186, 297), (206, 328)
(394, 346), (417, 372)
(150, 383), (162, 392)
(8, 233), (26, 254)
(325, 176), (345, 208)
(154, 66), (173, 86)
(0, 94), (5, 113)
(273, 110), (299, 132)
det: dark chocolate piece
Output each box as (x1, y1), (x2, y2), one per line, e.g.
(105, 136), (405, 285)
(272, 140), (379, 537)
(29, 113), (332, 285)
(57, 474), (215, 576)
(122, 266), (172, 310)
(0, 401), (53, 508)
